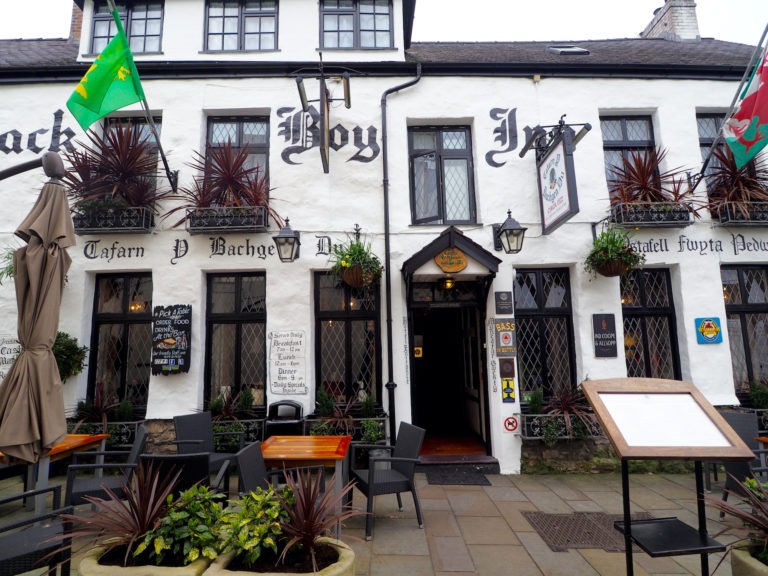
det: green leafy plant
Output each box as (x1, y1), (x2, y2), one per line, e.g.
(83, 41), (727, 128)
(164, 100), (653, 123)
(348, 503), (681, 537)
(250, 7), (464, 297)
(275, 468), (362, 572)
(708, 474), (768, 566)
(72, 381), (120, 432)
(544, 384), (594, 439)
(360, 418), (384, 444)
(137, 484), (226, 566)
(53, 331), (88, 383)
(584, 228), (645, 278)
(525, 388), (544, 414)
(315, 386), (335, 417)
(751, 381), (768, 410)
(215, 486), (291, 569)
(113, 400), (134, 422)
(309, 419), (333, 436)
(329, 236), (383, 287)
(360, 393), (377, 418)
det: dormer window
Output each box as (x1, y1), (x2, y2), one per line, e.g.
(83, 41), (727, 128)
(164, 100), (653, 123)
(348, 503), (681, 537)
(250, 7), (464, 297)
(206, 0), (278, 51)
(320, 0), (393, 49)
(91, 1), (163, 54)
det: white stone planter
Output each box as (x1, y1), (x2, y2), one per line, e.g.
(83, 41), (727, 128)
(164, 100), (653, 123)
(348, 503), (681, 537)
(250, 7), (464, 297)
(204, 538), (355, 576)
(78, 547), (211, 576)
(732, 547), (768, 576)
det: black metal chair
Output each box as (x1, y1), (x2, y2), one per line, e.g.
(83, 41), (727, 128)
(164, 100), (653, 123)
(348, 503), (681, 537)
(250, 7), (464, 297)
(65, 423), (148, 505)
(173, 411), (242, 487)
(236, 440), (325, 494)
(140, 452), (229, 495)
(265, 400), (304, 438)
(350, 421), (425, 540)
(0, 485), (73, 576)
(718, 410), (768, 517)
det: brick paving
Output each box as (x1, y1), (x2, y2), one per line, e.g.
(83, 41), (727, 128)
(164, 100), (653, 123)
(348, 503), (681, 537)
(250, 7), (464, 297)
(2, 470), (739, 575)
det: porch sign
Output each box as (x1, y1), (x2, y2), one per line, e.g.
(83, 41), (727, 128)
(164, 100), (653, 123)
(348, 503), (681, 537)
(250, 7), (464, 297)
(537, 126), (580, 235)
(592, 314), (618, 358)
(151, 304), (191, 375)
(268, 330), (307, 395)
(493, 318), (516, 357)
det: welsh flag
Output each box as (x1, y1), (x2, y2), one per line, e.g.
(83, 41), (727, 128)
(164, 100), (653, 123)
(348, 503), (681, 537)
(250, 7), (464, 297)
(724, 43), (768, 169)
(66, 9), (144, 131)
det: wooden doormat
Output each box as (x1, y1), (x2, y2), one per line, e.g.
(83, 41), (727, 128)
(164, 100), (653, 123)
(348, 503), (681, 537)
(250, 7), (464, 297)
(523, 511), (652, 552)
(424, 465), (491, 486)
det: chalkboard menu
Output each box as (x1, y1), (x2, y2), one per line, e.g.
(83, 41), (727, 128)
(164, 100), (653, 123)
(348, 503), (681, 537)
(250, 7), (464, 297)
(152, 304), (191, 375)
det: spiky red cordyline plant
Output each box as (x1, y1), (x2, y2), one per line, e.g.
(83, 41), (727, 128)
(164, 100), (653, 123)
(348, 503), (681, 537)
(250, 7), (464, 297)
(704, 145), (768, 219)
(544, 383), (593, 437)
(275, 468), (362, 572)
(54, 461), (181, 567)
(63, 123), (172, 213)
(707, 474), (768, 567)
(608, 147), (688, 204)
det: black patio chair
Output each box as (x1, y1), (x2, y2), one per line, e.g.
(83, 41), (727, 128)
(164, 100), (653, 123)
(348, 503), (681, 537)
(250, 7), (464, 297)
(0, 485), (73, 576)
(265, 400), (304, 438)
(140, 452), (229, 495)
(350, 421), (425, 540)
(65, 423), (148, 505)
(718, 410), (768, 517)
(173, 411), (243, 488)
(236, 440), (325, 494)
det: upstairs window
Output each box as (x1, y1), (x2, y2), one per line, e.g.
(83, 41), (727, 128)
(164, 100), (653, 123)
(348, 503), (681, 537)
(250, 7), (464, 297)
(206, 0), (278, 51)
(207, 116), (269, 173)
(409, 126), (476, 225)
(320, 0), (393, 49)
(91, 1), (163, 54)
(600, 115), (655, 195)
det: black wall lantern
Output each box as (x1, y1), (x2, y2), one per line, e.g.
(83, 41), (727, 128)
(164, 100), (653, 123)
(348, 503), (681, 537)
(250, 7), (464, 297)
(273, 218), (301, 262)
(493, 210), (527, 254)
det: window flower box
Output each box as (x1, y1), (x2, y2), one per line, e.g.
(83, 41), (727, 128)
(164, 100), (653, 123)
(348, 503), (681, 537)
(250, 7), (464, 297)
(611, 202), (693, 228)
(185, 206), (268, 235)
(73, 206), (154, 235)
(718, 202), (768, 226)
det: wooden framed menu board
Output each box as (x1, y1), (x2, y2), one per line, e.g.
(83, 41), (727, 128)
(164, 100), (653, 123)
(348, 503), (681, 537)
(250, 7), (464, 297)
(581, 377), (753, 460)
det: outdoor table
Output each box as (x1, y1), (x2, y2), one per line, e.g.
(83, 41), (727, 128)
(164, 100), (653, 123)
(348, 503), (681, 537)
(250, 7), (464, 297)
(1, 432), (109, 513)
(261, 435), (352, 535)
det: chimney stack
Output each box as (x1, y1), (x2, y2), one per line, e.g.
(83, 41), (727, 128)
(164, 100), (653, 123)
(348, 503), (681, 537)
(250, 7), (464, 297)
(641, 0), (700, 41)
(69, 2), (83, 42)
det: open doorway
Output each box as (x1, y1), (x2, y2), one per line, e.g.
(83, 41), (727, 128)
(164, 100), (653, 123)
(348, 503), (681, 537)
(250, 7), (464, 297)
(410, 304), (489, 456)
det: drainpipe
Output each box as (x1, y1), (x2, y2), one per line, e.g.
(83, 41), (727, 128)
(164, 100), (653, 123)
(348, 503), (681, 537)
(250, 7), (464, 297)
(380, 63), (422, 441)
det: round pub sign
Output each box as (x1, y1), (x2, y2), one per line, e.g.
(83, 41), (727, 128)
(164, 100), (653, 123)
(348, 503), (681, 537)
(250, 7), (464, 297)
(435, 247), (468, 273)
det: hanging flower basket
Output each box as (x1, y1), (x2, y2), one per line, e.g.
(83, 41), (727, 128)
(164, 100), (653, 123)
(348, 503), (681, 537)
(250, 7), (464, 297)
(594, 260), (630, 277)
(341, 265), (380, 288)
(330, 235), (384, 288)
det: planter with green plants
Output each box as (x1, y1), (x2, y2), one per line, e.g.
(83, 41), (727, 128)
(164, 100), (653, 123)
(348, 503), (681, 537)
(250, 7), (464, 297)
(330, 235), (383, 288)
(584, 228), (645, 278)
(207, 468), (360, 575)
(708, 475), (768, 574)
(704, 146), (768, 225)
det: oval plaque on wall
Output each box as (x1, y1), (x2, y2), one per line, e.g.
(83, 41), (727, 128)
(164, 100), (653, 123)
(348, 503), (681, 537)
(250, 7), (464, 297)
(434, 247), (468, 273)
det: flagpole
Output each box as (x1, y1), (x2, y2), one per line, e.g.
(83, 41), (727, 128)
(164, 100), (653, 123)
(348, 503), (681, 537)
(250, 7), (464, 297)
(690, 23), (768, 193)
(106, 0), (177, 192)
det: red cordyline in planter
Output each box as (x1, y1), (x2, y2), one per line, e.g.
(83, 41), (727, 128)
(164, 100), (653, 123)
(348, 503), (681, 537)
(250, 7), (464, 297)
(703, 145), (768, 220)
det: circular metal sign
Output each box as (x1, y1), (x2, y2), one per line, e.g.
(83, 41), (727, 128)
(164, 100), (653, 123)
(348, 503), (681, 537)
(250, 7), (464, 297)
(504, 416), (518, 432)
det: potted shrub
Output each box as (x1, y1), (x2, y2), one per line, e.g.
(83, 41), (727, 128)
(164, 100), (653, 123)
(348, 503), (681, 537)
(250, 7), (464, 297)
(584, 228), (645, 278)
(704, 145), (768, 224)
(207, 468), (361, 575)
(54, 330), (88, 383)
(55, 461), (220, 575)
(708, 474), (768, 574)
(165, 142), (275, 234)
(63, 123), (172, 234)
(330, 236), (384, 288)
(607, 147), (695, 227)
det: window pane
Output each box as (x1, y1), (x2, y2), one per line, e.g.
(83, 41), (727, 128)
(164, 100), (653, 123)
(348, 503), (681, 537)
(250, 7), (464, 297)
(360, 31), (374, 47)
(318, 274), (344, 311)
(745, 269), (768, 304)
(626, 119), (651, 142)
(241, 275), (266, 313)
(98, 277), (124, 313)
(144, 37), (160, 52)
(209, 18), (223, 33)
(443, 158), (470, 221)
(241, 323), (266, 403)
(443, 131), (466, 150)
(131, 20), (146, 36)
(224, 17), (238, 33)
(728, 313), (749, 389)
(210, 276), (236, 313)
(600, 119), (622, 142)
(210, 323), (236, 399)
(412, 132), (435, 150)
(125, 323), (151, 404)
(208, 35), (223, 50)
(320, 320), (346, 400)
(514, 272), (537, 309)
(375, 31), (389, 46)
(243, 121), (268, 144)
(211, 122), (237, 144)
(722, 268), (742, 304)
(413, 153), (439, 221)
(324, 33), (338, 48)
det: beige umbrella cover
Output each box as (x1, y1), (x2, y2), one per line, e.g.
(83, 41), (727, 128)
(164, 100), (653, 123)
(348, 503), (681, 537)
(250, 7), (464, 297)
(0, 153), (75, 463)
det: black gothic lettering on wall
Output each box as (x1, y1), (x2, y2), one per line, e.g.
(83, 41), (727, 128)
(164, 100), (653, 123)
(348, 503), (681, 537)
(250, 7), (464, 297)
(485, 107), (519, 168)
(171, 239), (189, 265)
(277, 106), (380, 165)
(0, 110), (75, 156)
(316, 235), (332, 256)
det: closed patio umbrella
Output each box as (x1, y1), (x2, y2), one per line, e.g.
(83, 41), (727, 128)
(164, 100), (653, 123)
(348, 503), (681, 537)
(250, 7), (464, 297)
(0, 152), (75, 463)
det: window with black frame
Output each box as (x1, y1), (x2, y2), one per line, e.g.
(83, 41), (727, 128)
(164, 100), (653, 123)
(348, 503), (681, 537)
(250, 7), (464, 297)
(89, 273), (153, 414)
(207, 116), (269, 174)
(205, 273), (267, 408)
(91, 0), (163, 54)
(408, 126), (476, 225)
(314, 272), (380, 403)
(620, 269), (680, 380)
(513, 269), (575, 399)
(205, 0), (278, 51)
(320, 0), (393, 49)
(722, 265), (768, 395)
(599, 115), (655, 196)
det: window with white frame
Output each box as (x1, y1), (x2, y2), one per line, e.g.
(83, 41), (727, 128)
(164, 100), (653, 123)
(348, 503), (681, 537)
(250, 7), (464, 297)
(206, 0), (278, 51)
(320, 0), (393, 49)
(91, 1), (163, 54)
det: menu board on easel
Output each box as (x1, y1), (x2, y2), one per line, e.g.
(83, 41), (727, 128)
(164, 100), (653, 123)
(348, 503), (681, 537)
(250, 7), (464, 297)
(151, 304), (191, 375)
